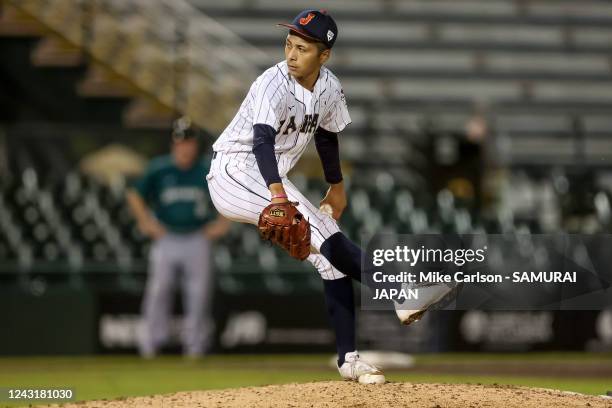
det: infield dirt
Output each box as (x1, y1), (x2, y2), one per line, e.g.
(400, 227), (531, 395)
(39, 381), (612, 408)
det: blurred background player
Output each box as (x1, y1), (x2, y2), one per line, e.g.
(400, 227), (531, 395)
(127, 117), (231, 358)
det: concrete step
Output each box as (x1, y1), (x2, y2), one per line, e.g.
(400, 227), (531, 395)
(123, 97), (174, 129)
(31, 36), (83, 67)
(76, 65), (136, 98)
(0, 1), (46, 37)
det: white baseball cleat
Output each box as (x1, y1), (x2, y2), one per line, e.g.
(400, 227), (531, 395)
(395, 307), (427, 325)
(394, 282), (458, 325)
(337, 351), (386, 384)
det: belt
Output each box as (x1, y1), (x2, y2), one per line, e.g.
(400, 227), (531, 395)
(212, 151), (218, 159)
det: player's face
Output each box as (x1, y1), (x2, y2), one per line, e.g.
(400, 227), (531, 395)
(284, 33), (329, 81)
(172, 138), (199, 169)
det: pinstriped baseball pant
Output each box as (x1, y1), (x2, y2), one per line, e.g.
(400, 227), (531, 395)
(206, 151), (346, 280)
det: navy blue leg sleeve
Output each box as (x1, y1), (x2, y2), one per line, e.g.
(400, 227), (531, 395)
(323, 277), (355, 367)
(320, 232), (397, 291)
(319, 232), (363, 282)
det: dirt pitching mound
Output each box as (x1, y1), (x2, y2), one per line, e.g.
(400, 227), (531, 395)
(42, 381), (612, 408)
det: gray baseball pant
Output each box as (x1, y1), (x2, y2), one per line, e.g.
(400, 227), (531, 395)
(138, 231), (214, 357)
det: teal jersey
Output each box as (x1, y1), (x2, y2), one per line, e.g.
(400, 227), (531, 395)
(133, 155), (213, 233)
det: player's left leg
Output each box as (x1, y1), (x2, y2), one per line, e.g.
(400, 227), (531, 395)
(308, 254), (354, 364)
(309, 253), (385, 382)
(280, 180), (362, 366)
(179, 232), (215, 357)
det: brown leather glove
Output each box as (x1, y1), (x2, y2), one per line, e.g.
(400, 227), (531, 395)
(258, 202), (311, 261)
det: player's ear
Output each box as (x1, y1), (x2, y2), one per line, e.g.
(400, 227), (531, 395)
(319, 48), (330, 65)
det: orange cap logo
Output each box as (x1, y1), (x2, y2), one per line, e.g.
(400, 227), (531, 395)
(299, 13), (315, 25)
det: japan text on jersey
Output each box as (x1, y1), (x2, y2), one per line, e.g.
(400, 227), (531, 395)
(212, 61), (351, 177)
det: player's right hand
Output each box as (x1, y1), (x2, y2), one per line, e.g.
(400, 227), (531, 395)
(320, 182), (347, 220)
(139, 218), (167, 240)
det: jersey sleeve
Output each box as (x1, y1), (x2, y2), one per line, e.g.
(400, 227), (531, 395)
(252, 70), (285, 130)
(320, 88), (351, 133)
(132, 162), (156, 200)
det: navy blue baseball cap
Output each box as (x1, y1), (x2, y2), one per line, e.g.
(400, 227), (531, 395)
(278, 9), (338, 49)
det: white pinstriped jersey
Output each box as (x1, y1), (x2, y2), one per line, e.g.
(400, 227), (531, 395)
(212, 61), (351, 177)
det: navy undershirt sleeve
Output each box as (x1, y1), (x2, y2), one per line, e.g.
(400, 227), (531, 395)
(252, 124), (282, 187)
(314, 127), (343, 184)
